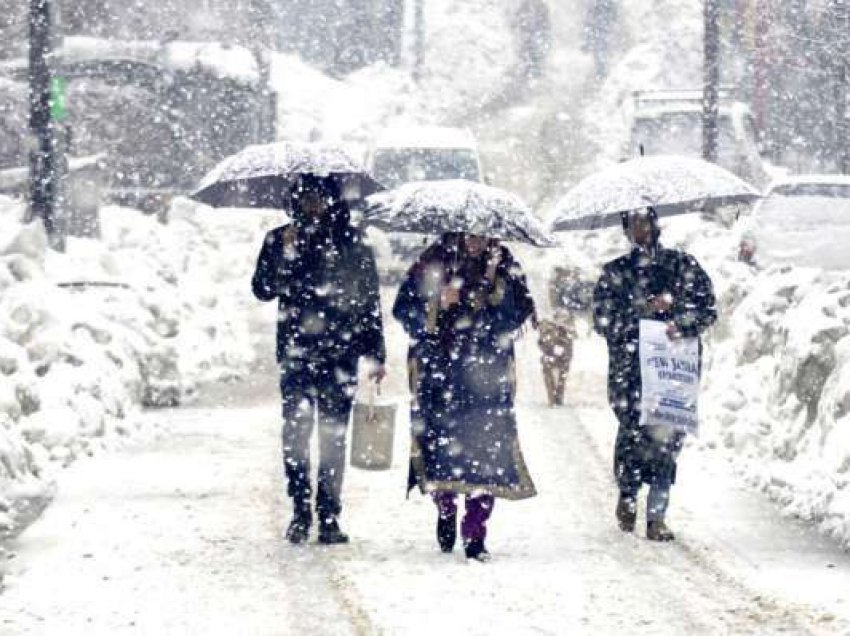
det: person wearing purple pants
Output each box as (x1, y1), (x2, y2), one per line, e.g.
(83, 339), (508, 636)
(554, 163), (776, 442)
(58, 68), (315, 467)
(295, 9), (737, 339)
(432, 492), (495, 554)
(393, 233), (537, 561)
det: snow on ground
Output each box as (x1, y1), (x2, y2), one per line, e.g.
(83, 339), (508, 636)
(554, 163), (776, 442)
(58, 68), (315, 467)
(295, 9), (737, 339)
(2, 300), (850, 634)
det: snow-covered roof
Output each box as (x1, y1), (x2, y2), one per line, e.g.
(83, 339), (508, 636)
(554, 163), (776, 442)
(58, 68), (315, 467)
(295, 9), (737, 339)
(633, 101), (750, 119)
(372, 126), (478, 150)
(766, 173), (850, 193)
(4, 37), (261, 87)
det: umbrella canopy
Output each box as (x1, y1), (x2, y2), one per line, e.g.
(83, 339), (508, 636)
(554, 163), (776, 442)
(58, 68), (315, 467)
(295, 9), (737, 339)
(190, 141), (384, 209)
(364, 179), (557, 247)
(549, 155), (761, 232)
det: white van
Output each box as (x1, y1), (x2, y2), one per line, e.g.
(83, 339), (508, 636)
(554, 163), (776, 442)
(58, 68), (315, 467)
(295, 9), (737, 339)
(367, 126), (484, 188)
(366, 126), (485, 280)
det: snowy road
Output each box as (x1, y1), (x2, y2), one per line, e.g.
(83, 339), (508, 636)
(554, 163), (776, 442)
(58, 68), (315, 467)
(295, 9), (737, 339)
(3, 304), (850, 635)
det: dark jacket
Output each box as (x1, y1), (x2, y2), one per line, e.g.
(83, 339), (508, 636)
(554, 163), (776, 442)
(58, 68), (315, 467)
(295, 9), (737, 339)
(592, 244), (716, 488)
(251, 212), (385, 366)
(393, 239), (537, 499)
(592, 244), (717, 418)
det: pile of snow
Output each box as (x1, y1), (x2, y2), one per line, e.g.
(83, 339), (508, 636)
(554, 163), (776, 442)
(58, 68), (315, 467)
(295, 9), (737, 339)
(0, 195), (265, 540)
(701, 264), (850, 546)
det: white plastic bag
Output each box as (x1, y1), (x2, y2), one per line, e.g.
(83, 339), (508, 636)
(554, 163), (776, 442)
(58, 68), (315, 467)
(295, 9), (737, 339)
(638, 319), (700, 435)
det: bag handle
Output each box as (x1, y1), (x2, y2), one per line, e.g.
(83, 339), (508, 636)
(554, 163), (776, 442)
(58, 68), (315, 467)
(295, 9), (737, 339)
(367, 380), (381, 419)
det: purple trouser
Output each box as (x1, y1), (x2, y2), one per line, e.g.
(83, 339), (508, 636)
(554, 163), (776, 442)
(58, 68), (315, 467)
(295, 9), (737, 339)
(432, 491), (495, 541)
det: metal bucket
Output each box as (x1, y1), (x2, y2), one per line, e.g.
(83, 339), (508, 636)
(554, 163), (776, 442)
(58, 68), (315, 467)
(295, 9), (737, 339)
(350, 388), (397, 471)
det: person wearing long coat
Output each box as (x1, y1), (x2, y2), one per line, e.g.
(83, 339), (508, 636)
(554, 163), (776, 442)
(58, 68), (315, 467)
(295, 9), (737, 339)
(252, 175), (386, 545)
(592, 207), (716, 541)
(393, 233), (537, 561)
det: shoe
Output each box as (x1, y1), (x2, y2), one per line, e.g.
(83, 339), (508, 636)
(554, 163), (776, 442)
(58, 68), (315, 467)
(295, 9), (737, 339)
(646, 520), (675, 542)
(285, 509), (312, 545)
(437, 513), (457, 553)
(464, 538), (491, 562)
(615, 495), (637, 533)
(317, 517), (350, 545)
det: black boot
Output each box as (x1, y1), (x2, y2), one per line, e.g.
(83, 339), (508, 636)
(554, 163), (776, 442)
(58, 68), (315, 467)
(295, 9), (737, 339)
(318, 516), (349, 545)
(646, 519), (675, 542)
(437, 512), (457, 553)
(464, 538), (491, 562)
(285, 507), (312, 544)
(615, 494), (637, 533)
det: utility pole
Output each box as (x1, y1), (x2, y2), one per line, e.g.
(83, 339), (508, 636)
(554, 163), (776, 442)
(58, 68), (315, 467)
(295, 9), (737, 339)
(412, 0), (424, 84)
(703, 0), (720, 163)
(29, 0), (65, 251)
(834, 0), (850, 173)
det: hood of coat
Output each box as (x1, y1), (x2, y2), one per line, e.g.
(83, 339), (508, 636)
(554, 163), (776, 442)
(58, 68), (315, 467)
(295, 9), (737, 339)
(289, 174), (352, 239)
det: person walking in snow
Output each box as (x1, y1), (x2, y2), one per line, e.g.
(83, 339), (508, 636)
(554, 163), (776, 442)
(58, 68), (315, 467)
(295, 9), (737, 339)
(393, 232), (537, 561)
(252, 175), (386, 545)
(592, 207), (716, 541)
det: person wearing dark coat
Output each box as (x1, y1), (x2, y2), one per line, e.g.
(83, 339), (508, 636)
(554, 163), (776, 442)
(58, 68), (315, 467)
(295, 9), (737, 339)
(393, 232), (537, 561)
(592, 207), (716, 541)
(252, 175), (386, 545)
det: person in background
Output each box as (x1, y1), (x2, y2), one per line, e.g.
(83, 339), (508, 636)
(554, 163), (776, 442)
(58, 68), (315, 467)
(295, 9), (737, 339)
(252, 175), (386, 545)
(592, 207), (716, 541)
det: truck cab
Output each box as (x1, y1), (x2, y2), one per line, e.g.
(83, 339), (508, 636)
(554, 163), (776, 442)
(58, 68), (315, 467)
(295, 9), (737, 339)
(625, 89), (768, 189)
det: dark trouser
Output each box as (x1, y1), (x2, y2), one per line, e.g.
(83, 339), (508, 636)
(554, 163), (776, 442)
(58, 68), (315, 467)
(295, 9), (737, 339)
(280, 358), (356, 520)
(614, 411), (685, 523)
(432, 491), (495, 542)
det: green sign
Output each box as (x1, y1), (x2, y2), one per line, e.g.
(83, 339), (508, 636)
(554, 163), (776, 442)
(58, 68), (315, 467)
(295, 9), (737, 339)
(50, 76), (67, 121)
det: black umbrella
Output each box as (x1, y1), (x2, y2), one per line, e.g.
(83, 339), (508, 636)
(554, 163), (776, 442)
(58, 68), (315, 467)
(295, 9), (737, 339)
(190, 141), (384, 209)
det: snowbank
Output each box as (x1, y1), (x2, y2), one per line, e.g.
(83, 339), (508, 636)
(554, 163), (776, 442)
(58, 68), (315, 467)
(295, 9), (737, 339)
(701, 264), (850, 547)
(0, 195), (262, 541)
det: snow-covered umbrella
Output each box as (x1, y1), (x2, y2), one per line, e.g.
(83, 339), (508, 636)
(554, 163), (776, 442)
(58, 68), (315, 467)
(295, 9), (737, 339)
(548, 155), (761, 232)
(190, 141), (384, 209)
(363, 179), (557, 247)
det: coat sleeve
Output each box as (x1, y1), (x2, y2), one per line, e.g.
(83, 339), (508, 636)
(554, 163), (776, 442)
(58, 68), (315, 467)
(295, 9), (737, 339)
(483, 263), (535, 333)
(672, 254), (717, 339)
(592, 261), (638, 345)
(251, 229), (281, 302)
(251, 226), (315, 303)
(354, 242), (387, 364)
(392, 265), (430, 340)
(592, 264), (618, 340)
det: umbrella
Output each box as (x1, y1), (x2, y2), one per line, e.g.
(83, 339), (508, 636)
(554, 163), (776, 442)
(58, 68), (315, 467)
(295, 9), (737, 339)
(190, 141), (384, 209)
(363, 179), (557, 247)
(548, 155), (761, 232)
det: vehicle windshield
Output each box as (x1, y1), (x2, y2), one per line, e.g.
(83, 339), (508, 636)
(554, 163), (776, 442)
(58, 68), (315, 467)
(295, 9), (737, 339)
(631, 112), (736, 159)
(371, 148), (480, 188)
(770, 183), (850, 198)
